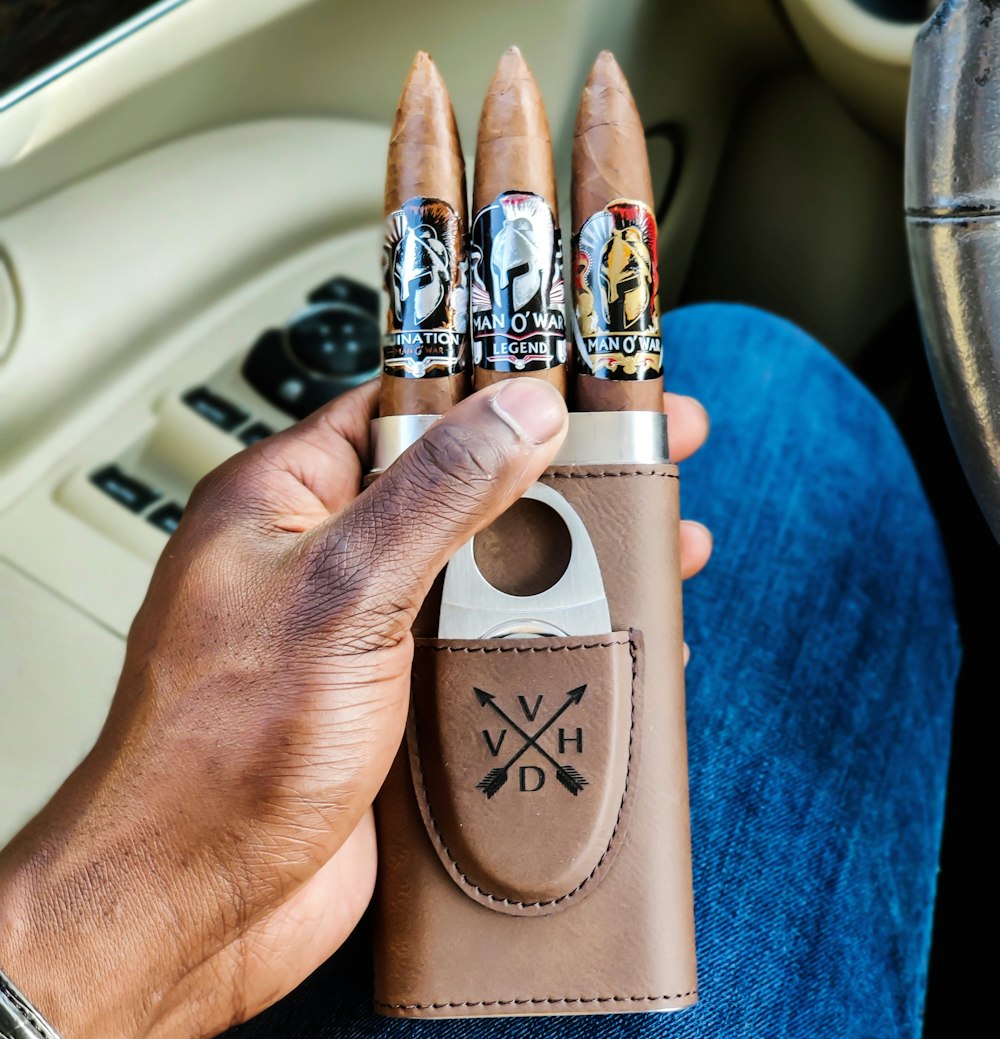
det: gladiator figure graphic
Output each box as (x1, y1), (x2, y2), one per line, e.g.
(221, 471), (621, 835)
(473, 192), (555, 315)
(601, 225), (653, 331)
(392, 223), (449, 326)
(573, 199), (661, 378)
(574, 200), (658, 335)
(383, 199), (461, 334)
(470, 191), (565, 372)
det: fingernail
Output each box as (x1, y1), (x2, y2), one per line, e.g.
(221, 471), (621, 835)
(683, 394), (710, 425)
(490, 379), (567, 445)
(665, 393), (710, 426)
(684, 519), (714, 546)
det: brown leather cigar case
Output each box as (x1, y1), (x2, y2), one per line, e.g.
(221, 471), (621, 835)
(370, 413), (697, 1018)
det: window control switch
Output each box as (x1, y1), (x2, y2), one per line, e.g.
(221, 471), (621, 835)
(183, 387), (248, 432)
(148, 502), (184, 534)
(91, 466), (160, 513)
(239, 421), (274, 446)
(307, 276), (379, 316)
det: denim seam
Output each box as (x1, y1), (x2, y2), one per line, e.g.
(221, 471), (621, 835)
(407, 631), (639, 910)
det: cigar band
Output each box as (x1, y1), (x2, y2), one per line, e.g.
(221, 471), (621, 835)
(572, 198), (662, 380)
(382, 197), (469, 378)
(470, 191), (568, 372)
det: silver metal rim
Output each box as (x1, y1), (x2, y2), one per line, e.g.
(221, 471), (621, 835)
(370, 410), (670, 472)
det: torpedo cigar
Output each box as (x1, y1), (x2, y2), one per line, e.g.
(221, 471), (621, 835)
(572, 51), (663, 412)
(470, 47), (568, 395)
(381, 51), (470, 417)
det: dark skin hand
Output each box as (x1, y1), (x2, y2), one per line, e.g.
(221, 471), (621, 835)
(0, 378), (710, 1038)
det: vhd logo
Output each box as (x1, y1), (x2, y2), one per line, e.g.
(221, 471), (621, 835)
(475, 685), (588, 799)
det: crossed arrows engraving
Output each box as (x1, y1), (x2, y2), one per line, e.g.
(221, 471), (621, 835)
(475, 685), (588, 799)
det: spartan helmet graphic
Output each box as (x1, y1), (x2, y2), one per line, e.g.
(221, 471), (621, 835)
(601, 225), (653, 329)
(393, 223), (450, 325)
(490, 201), (553, 313)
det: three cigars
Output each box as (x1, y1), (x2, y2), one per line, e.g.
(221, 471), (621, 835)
(381, 47), (663, 419)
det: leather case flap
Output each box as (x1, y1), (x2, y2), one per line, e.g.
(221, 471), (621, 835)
(408, 630), (641, 916)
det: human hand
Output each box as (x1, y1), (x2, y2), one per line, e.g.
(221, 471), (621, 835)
(0, 379), (710, 1039)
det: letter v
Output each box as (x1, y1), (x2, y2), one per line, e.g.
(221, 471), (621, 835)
(482, 730), (507, 756)
(517, 694), (544, 722)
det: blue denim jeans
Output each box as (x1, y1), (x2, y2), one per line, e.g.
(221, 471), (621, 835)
(231, 304), (960, 1038)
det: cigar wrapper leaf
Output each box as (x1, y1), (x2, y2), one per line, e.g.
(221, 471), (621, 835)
(572, 52), (664, 412)
(471, 47), (568, 394)
(381, 51), (469, 417)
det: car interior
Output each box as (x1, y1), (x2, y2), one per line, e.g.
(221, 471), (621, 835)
(0, 1), (986, 1034)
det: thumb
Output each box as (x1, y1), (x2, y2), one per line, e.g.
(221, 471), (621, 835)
(299, 378), (568, 647)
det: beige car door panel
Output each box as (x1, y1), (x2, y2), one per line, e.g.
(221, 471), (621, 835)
(0, 117), (385, 844)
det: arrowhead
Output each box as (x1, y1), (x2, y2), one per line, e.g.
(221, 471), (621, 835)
(568, 685), (587, 704)
(474, 687), (495, 706)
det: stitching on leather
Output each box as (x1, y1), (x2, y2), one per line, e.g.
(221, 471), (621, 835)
(424, 638), (628, 655)
(409, 632), (639, 909)
(376, 990), (698, 1010)
(548, 470), (678, 480)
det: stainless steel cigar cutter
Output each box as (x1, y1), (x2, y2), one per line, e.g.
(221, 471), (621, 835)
(368, 410), (673, 639)
(437, 481), (611, 639)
